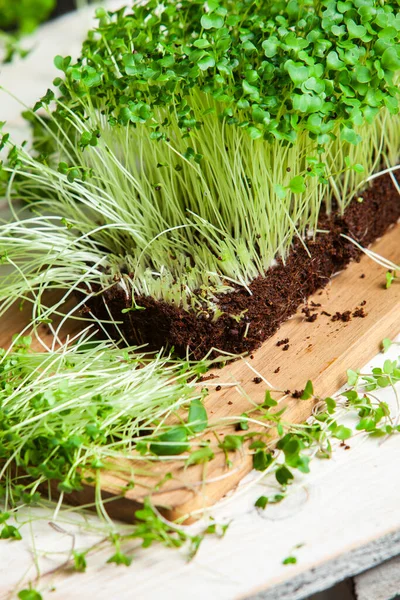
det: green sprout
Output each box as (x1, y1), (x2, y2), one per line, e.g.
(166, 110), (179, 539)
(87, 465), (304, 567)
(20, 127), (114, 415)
(0, 0), (55, 63)
(0, 335), (208, 509)
(0, 0), (399, 324)
(0, 0), (55, 34)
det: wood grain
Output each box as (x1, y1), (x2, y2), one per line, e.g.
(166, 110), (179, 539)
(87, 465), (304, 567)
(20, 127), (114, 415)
(2, 223), (400, 523)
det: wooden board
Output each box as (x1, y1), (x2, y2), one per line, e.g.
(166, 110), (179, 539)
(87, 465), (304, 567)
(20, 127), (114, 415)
(1, 223), (400, 523)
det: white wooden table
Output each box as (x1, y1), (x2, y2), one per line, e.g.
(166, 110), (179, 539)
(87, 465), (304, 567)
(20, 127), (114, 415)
(1, 6), (400, 599)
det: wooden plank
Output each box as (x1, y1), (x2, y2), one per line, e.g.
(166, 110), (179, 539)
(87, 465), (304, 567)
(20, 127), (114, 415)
(1, 223), (400, 523)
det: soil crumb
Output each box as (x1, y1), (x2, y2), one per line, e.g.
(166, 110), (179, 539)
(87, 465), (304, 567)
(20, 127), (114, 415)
(332, 310), (352, 322)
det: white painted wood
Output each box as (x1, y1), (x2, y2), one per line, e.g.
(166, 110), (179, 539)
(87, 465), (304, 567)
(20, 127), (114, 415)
(1, 337), (399, 600)
(1, 6), (400, 600)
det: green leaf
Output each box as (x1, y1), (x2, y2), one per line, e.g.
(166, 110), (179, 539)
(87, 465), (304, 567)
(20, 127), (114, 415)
(248, 126), (263, 139)
(347, 369), (359, 386)
(282, 556), (297, 565)
(341, 127), (362, 145)
(286, 61), (309, 86)
(193, 39), (211, 49)
(201, 13), (224, 30)
(382, 338), (393, 353)
(73, 551), (87, 572)
(289, 176), (306, 194)
(198, 54), (215, 71)
(219, 435), (242, 452)
(242, 80), (260, 98)
(381, 47), (400, 71)
(292, 94), (323, 114)
(54, 55), (65, 70)
(150, 427), (189, 456)
(159, 55), (175, 68)
(188, 399), (208, 433)
(333, 425), (352, 440)
(185, 446), (214, 467)
(275, 184), (287, 199)
(386, 271), (396, 289)
(356, 417), (377, 432)
(255, 495), (268, 509)
(107, 552), (132, 566)
(238, 413), (249, 430)
(1, 524), (22, 540)
(262, 38), (279, 58)
(346, 19), (367, 40)
(326, 51), (345, 70)
(300, 380), (314, 400)
(325, 397), (336, 414)
(18, 591), (43, 600)
(275, 465), (294, 486)
(253, 450), (273, 472)
(377, 376), (389, 388)
(252, 105), (270, 125)
(383, 359), (394, 375)
(354, 66), (371, 83)
(262, 390), (278, 408)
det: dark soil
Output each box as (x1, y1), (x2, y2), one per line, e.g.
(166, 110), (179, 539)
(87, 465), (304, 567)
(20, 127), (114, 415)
(86, 175), (400, 359)
(332, 310), (352, 322)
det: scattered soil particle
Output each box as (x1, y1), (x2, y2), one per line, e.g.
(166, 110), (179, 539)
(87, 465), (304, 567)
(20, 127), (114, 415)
(310, 301), (321, 307)
(253, 377), (262, 384)
(292, 389), (304, 399)
(216, 385), (222, 392)
(332, 310), (352, 322)
(250, 354), (254, 360)
(282, 344), (290, 351)
(353, 307), (367, 318)
(340, 441), (351, 450)
(199, 373), (218, 382)
(305, 313), (318, 323)
(228, 400), (233, 405)
(360, 273), (366, 279)
(321, 310), (332, 317)
(87, 174), (400, 358)
(302, 306), (318, 321)
(277, 338), (289, 347)
(360, 300), (367, 306)
(274, 367), (280, 374)
(284, 389), (291, 395)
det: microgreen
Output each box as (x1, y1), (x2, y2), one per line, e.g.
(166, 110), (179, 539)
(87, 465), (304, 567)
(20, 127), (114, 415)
(0, 0), (55, 64)
(300, 380), (314, 400)
(386, 270), (398, 289)
(17, 590), (43, 600)
(0, 336), (208, 504)
(1, 332), (399, 592)
(0, 0), (54, 34)
(1, 0), (400, 316)
(382, 338), (400, 353)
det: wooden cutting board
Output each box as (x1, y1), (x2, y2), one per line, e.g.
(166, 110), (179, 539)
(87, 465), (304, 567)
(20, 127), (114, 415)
(1, 222), (400, 523)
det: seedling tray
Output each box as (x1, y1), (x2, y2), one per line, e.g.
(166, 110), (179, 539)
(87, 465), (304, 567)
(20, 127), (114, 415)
(1, 223), (400, 523)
